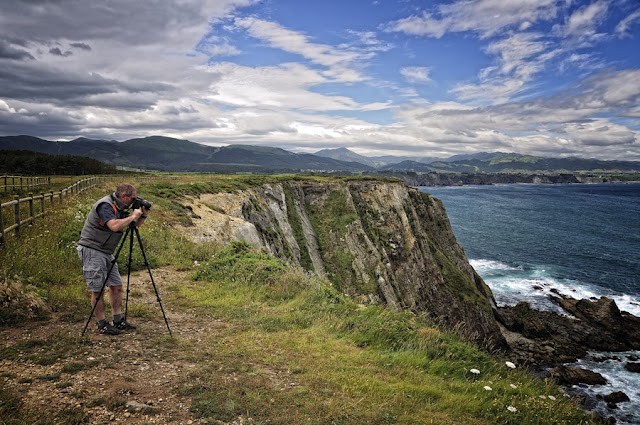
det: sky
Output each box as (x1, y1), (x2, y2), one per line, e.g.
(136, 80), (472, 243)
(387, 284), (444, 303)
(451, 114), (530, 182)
(0, 0), (639, 160)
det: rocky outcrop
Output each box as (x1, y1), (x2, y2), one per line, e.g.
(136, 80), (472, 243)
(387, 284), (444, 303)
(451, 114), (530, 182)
(496, 296), (640, 366)
(548, 365), (608, 386)
(178, 179), (506, 349)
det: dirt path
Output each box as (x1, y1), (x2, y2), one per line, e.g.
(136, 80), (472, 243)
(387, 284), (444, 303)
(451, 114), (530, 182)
(0, 268), (222, 425)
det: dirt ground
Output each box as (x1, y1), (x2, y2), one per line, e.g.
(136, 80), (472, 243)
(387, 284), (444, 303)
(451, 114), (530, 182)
(0, 268), (229, 425)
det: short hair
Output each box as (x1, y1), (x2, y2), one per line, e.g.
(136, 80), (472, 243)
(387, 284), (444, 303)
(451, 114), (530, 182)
(115, 183), (136, 197)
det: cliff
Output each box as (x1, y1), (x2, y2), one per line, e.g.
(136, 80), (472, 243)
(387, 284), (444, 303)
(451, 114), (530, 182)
(178, 179), (506, 348)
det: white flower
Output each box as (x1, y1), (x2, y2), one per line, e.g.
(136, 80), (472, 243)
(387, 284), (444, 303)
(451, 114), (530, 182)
(483, 386), (492, 391)
(470, 368), (480, 375)
(539, 395), (547, 399)
(510, 384), (518, 389)
(505, 361), (516, 369)
(507, 406), (517, 413)
(548, 395), (556, 400)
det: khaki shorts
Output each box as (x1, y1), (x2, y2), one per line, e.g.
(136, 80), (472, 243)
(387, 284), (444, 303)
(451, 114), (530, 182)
(77, 245), (122, 292)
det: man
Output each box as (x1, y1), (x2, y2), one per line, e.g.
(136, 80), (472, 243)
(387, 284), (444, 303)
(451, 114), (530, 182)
(77, 183), (149, 335)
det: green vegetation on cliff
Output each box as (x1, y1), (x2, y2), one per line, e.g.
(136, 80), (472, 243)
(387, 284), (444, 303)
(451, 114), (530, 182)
(0, 174), (600, 424)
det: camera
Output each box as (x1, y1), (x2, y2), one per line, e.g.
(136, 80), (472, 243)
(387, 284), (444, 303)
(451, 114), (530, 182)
(131, 196), (152, 210)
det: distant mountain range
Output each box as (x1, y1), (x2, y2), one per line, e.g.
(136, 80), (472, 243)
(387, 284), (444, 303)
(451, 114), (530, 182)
(1, 135), (639, 174)
(0, 135), (372, 173)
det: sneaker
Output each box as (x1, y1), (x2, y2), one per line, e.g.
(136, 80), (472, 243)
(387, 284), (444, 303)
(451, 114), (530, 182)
(97, 321), (121, 335)
(114, 320), (136, 331)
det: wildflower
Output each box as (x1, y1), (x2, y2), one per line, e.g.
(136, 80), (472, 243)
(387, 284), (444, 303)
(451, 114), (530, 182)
(539, 395), (547, 399)
(505, 361), (516, 369)
(470, 368), (480, 375)
(507, 406), (517, 413)
(483, 386), (492, 391)
(548, 395), (556, 401)
(510, 384), (518, 389)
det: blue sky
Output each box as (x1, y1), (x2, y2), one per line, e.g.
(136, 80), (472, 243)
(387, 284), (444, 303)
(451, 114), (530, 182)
(0, 0), (639, 160)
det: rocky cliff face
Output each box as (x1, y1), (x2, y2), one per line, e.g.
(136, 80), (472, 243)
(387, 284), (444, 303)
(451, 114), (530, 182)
(178, 179), (506, 349)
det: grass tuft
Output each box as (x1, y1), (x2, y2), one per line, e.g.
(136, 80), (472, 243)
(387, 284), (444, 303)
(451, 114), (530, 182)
(0, 276), (50, 325)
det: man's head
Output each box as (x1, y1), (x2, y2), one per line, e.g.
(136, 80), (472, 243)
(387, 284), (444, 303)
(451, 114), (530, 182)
(115, 183), (137, 207)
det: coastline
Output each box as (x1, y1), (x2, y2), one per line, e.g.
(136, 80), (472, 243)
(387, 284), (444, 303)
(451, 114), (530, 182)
(371, 171), (640, 187)
(423, 183), (640, 424)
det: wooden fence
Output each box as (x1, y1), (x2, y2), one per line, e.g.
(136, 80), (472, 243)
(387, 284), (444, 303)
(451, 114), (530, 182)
(0, 176), (105, 244)
(1, 175), (51, 192)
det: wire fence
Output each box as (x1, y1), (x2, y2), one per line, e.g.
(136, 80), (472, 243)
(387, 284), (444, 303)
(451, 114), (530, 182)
(0, 176), (105, 245)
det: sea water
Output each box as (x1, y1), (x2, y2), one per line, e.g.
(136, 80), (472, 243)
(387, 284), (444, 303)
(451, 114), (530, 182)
(421, 183), (640, 424)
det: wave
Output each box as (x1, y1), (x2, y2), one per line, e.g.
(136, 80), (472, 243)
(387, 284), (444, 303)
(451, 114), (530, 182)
(469, 259), (523, 271)
(570, 351), (640, 424)
(470, 259), (640, 317)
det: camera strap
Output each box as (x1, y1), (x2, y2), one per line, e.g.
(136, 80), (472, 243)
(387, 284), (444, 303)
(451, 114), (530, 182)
(111, 192), (130, 212)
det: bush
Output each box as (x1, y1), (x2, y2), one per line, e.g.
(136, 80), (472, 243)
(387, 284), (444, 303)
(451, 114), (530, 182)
(0, 276), (49, 325)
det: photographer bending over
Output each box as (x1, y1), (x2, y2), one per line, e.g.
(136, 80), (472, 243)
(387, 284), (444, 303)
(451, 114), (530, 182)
(77, 183), (149, 335)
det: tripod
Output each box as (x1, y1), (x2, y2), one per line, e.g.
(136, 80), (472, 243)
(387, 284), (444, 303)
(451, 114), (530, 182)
(81, 222), (172, 337)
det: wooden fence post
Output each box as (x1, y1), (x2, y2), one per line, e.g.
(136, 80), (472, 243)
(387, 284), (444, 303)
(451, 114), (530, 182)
(40, 193), (45, 218)
(0, 203), (4, 244)
(13, 195), (20, 236)
(28, 193), (34, 225)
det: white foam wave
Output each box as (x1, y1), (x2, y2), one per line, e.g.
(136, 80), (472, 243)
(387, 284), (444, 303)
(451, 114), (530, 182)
(469, 259), (522, 272)
(570, 351), (640, 424)
(613, 294), (640, 317)
(470, 258), (640, 317)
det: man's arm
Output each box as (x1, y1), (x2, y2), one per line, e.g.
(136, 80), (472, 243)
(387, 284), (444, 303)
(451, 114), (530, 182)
(106, 208), (144, 232)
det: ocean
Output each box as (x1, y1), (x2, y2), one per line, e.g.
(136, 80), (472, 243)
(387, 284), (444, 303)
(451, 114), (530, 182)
(421, 183), (640, 424)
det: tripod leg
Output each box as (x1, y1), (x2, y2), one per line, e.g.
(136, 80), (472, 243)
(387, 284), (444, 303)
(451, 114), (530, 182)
(124, 225), (135, 322)
(81, 225), (132, 337)
(134, 226), (173, 337)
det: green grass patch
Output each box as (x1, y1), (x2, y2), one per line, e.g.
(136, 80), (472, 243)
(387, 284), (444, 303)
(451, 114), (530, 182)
(178, 242), (598, 425)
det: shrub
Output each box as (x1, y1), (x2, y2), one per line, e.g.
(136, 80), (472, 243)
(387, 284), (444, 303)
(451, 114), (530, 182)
(0, 276), (49, 325)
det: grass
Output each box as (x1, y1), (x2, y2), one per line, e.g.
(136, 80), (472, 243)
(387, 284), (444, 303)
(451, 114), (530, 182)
(178, 239), (598, 424)
(0, 173), (603, 424)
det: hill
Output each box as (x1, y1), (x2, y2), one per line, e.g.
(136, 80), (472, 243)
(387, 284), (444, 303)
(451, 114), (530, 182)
(378, 152), (640, 173)
(2, 135), (638, 174)
(0, 136), (373, 173)
(314, 147), (640, 173)
(314, 147), (442, 167)
(0, 149), (120, 175)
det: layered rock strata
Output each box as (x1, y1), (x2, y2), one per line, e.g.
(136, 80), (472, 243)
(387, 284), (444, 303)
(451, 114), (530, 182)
(178, 180), (506, 348)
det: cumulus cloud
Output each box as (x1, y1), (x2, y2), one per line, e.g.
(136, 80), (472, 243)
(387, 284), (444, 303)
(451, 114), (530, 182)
(0, 1), (637, 161)
(400, 67), (432, 83)
(203, 62), (388, 111)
